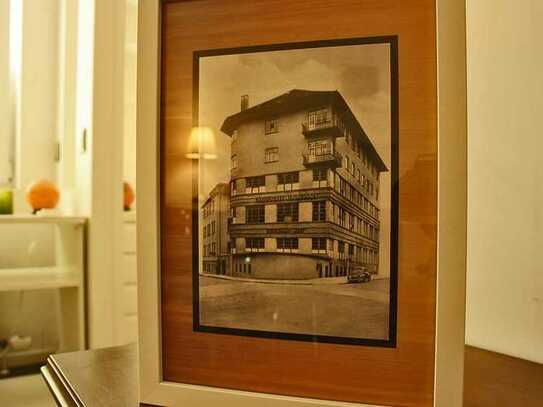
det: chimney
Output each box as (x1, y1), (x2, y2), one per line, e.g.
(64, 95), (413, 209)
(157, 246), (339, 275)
(240, 94), (249, 111)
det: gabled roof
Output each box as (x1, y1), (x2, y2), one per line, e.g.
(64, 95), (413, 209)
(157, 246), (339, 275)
(220, 89), (388, 172)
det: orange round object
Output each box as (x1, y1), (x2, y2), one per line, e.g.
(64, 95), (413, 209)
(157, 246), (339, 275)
(124, 182), (135, 211)
(26, 180), (60, 214)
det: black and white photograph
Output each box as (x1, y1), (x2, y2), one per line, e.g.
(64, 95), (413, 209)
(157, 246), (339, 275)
(194, 37), (398, 346)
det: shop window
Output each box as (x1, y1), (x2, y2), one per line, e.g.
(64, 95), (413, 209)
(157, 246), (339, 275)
(277, 237), (299, 253)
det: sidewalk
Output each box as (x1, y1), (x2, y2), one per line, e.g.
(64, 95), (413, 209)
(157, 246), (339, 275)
(199, 273), (348, 285)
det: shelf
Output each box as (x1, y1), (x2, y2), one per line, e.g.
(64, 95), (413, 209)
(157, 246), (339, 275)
(5, 346), (58, 360)
(0, 214), (86, 225)
(0, 267), (81, 292)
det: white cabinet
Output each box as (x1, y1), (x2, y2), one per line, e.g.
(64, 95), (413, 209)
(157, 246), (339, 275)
(114, 211), (138, 345)
(0, 215), (86, 353)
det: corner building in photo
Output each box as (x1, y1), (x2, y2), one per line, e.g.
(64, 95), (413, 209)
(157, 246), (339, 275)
(215, 89), (387, 280)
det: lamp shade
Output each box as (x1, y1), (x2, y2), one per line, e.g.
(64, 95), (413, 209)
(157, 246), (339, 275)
(186, 126), (217, 160)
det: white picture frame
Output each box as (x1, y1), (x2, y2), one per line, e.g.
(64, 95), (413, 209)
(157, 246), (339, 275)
(136, 0), (467, 406)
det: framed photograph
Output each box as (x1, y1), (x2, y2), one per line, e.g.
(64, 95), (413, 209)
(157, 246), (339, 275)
(193, 37), (398, 348)
(137, 1), (467, 406)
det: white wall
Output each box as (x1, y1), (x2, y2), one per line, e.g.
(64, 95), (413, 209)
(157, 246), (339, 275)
(466, 0), (543, 363)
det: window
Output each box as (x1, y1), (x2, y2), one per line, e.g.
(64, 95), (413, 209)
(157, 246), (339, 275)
(308, 140), (332, 156)
(338, 241), (345, 260)
(313, 168), (327, 181)
(312, 237), (327, 253)
(277, 202), (298, 222)
(265, 147), (278, 163)
(246, 237), (264, 252)
(348, 244), (354, 258)
(265, 118), (279, 134)
(312, 168), (327, 188)
(211, 243), (216, 255)
(246, 205), (265, 224)
(246, 176), (265, 193)
(308, 108), (329, 128)
(339, 177), (346, 196)
(312, 201), (326, 221)
(277, 238), (298, 252)
(348, 213), (354, 230)
(339, 208), (346, 227)
(277, 171), (299, 191)
(211, 221), (215, 235)
(231, 154), (238, 170)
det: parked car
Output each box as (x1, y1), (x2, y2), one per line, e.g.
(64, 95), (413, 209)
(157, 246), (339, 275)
(347, 267), (372, 283)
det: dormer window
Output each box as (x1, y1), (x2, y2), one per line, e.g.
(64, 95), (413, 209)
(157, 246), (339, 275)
(265, 118), (279, 134)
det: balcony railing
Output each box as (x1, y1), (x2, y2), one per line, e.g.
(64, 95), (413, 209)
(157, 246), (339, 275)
(301, 117), (345, 138)
(303, 151), (342, 168)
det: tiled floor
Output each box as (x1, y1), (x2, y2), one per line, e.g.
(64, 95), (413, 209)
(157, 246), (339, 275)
(0, 373), (56, 407)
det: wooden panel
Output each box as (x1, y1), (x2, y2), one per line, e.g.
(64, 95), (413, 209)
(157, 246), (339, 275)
(160, 1), (437, 406)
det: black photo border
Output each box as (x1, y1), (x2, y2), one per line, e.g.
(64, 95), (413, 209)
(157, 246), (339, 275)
(191, 36), (399, 348)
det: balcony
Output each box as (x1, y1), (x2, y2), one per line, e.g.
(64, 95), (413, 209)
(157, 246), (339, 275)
(303, 151), (342, 168)
(301, 119), (345, 138)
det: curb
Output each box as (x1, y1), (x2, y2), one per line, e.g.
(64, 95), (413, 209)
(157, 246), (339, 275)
(199, 273), (349, 285)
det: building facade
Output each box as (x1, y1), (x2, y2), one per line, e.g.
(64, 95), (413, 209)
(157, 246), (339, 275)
(204, 89), (387, 280)
(201, 183), (230, 275)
